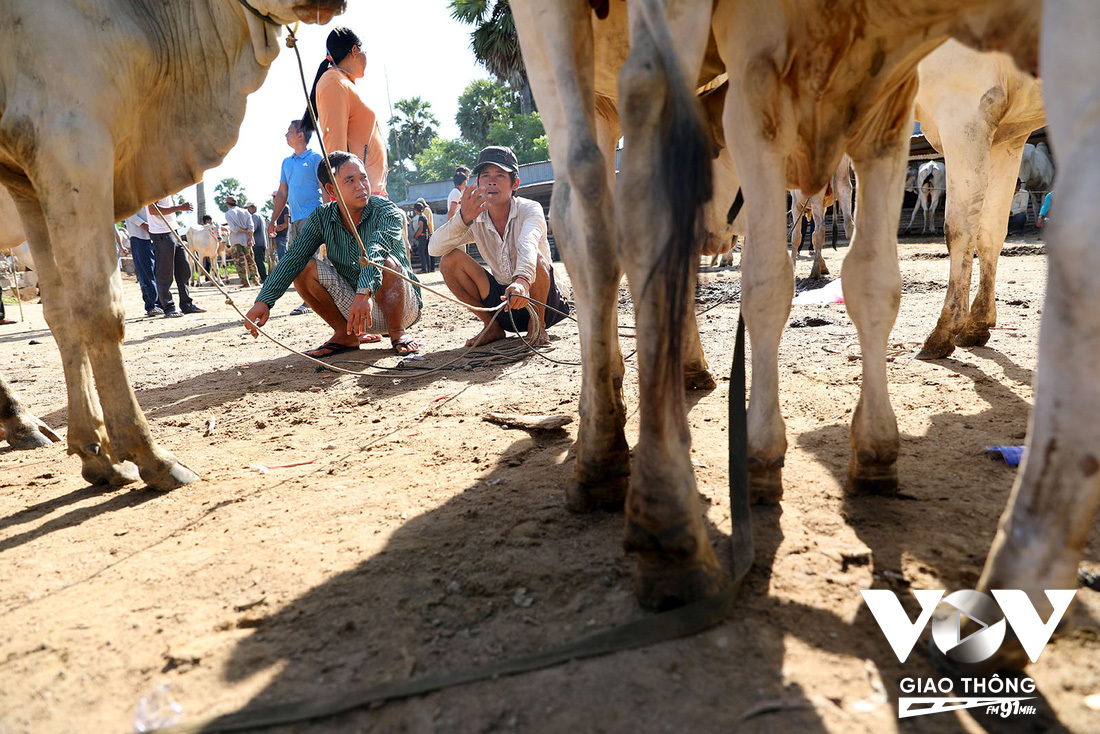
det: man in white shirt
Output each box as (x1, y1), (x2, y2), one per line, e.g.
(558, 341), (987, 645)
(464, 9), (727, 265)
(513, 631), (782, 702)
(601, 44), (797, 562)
(148, 196), (205, 317)
(446, 166), (469, 221)
(429, 146), (568, 347)
(224, 196), (260, 287)
(1008, 178), (1029, 234)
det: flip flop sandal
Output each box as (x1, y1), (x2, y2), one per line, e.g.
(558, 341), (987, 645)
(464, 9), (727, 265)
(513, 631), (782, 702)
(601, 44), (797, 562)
(391, 336), (420, 356)
(304, 341), (360, 358)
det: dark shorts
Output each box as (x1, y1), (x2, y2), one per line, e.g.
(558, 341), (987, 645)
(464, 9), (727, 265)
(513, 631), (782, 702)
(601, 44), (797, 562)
(481, 265), (570, 333)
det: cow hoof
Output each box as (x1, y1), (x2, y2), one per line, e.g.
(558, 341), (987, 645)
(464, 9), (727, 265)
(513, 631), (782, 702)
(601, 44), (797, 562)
(929, 633), (1030, 677)
(684, 368), (717, 391)
(140, 459), (200, 491)
(747, 457), (784, 504)
(7, 427), (55, 450)
(81, 458), (140, 488)
(916, 332), (956, 360)
(566, 464), (629, 513)
(954, 329), (991, 348)
(634, 557), (726, 611)
(847, 453), (898, 496)
(626, 523), (725, 610)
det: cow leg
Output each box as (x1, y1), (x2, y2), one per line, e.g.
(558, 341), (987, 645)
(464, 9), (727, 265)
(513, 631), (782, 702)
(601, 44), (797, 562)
(809, 195), (829, 279)
(844, 140), (907, 495)
(11, 201), (139, 485)
(20, 155), (197, 490)
(972, 1), (1100, 671)
(917, 129), (991, 359)
(904, 195), (920, 233)
(617, 0), (724, 607)
(683, 312), (717, 390)
(0, 372), (58, 449)
(836, 158), (856, 239)
(956, 140), (1026, 348)
(512, 1), (630, 511)
(789, 193), (805, 267)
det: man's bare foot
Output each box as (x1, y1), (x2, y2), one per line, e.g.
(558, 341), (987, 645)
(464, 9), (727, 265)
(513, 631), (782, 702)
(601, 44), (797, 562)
(466, 321), (507, 347)
(525, 329), (549, 347)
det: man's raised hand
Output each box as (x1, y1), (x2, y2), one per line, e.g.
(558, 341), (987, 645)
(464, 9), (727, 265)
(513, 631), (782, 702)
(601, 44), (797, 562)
(460, 184), (491, 225)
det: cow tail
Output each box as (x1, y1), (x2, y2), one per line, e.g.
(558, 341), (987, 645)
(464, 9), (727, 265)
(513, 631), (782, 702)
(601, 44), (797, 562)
(638, 0), (714, 392)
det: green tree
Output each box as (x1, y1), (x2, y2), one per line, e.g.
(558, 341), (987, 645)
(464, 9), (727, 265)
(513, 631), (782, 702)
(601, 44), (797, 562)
(449, 0), (533, 114)
(388, 96), (440, 163)
(487, 111), (548, 164)
(261, 197), (274, 219)
(214, 178), (248, 212)
(456, 79), (519, 148)
(414, 138), (480, 184)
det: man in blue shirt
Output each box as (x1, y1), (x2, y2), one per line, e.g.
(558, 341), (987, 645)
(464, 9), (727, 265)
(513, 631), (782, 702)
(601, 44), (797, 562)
(269, 120), (324, 315)
(269, 120), (324, 244)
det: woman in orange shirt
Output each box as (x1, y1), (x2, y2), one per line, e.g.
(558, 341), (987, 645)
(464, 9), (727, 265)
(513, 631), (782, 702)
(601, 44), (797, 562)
(303, 27), (388, 197)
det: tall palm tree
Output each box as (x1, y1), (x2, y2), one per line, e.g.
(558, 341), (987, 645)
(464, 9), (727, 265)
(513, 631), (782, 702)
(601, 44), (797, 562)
(388, 96), (440, 162)
(449, 0), (534, 115)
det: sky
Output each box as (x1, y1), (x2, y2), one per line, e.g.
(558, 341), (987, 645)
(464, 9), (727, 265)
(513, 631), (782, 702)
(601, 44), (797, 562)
(180, 1), (489, 223)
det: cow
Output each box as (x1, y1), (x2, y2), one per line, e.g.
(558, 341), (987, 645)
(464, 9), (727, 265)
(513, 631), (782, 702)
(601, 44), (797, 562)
(789, 154), (855, 279)
(913, 39), (1045, 359)
(1018, 141), (1054, 219)
(187, 225), (229, 286)
(512, 0), (1043, 614)
(903, 160), (946, 235)
(0, 373), (59, 449)
(0, 0), (345, 490)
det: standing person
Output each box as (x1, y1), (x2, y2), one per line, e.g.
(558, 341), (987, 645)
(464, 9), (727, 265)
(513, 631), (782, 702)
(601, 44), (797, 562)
(244, 151), (422, 356)
(412, 202), (433, 273)
(269, 119), (325, 315)
(1037, 190), (1054, 229)
(430, 146), (569, 347)
(224, 196), (260, 287)
(246, 203), (268, 284)
(269, 192), (291, 265)
(124, 206), (161, 316)
(148, 196), (205, 317)
(302, 27), (388, 196)
(446, 166), (470, 221)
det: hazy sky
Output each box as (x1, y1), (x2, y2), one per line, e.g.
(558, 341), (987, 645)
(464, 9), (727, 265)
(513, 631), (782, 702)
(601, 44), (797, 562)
(182, 1), (489, 222)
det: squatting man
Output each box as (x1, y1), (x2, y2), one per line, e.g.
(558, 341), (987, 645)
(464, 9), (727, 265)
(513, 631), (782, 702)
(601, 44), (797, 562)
(244, 151), (422, 357)
(429, 145), (570, 347)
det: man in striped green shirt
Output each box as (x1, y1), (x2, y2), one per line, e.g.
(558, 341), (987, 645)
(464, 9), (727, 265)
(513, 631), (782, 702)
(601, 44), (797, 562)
(245, 151), (422, 357)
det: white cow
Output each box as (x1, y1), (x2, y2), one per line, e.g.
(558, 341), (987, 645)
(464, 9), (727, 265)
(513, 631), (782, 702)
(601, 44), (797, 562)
(914, 39), (1045, 359)
(513, 0), (1041, 614)
(187, 225), (229, 286)
(0, 373), (59, 449)
(1018, 141), (1054, 218)
(0, 0), (344, 490)
(789, 154), (855, 279)
(904, 160), (946, 235)
(974, 0), (1100, 671)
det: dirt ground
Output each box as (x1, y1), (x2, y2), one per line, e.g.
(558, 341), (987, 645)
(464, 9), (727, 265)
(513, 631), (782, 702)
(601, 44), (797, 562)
(1, 236), (1097, 734)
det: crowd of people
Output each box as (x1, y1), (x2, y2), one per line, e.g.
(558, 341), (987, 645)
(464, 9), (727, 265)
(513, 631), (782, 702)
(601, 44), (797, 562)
(99, 27), (570, 358)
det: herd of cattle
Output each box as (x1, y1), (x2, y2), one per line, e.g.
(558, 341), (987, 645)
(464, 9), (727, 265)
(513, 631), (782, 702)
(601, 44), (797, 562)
(0, 0), (1096, 675)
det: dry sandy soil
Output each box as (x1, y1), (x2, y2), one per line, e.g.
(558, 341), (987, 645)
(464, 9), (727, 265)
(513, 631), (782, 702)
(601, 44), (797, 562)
(1, 236), (1097, 734)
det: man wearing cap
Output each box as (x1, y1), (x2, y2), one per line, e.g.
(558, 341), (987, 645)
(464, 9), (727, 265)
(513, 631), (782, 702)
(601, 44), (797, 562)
(429, 146), (569, 347)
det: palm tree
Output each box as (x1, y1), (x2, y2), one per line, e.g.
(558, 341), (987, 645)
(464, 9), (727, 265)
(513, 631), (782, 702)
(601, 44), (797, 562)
(449, 0), (534, 115)
(388, 96), (440, 163)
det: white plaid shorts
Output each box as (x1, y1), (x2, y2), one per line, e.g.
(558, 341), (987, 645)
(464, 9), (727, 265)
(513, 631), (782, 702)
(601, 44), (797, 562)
(315, 258), (421, 335)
